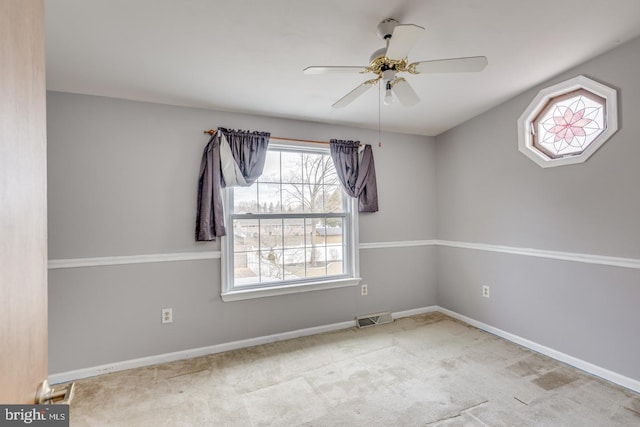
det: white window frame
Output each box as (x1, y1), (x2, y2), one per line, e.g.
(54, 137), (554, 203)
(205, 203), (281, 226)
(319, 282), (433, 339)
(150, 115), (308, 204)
(220, 141), (361, 302)
(517, 75), (618, 168)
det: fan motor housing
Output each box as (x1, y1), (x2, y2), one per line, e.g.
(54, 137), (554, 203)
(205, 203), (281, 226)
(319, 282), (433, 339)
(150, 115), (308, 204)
(366, 55), (410, 76)
(376, 18), (399, 40)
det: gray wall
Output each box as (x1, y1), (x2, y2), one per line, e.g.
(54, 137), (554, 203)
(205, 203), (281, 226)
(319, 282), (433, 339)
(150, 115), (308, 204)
(47, 92), (437, 374)
(49, 36), (640, 385)
(435, 37), (640, 381)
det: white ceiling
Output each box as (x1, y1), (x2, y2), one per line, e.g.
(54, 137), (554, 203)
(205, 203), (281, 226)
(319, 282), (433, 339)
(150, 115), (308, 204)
(45, 0), (640, 136)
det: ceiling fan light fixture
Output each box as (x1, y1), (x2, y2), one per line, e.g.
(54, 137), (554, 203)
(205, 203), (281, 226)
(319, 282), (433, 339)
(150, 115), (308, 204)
(382, 69), (395, 82)
(383, 82), (393, 106)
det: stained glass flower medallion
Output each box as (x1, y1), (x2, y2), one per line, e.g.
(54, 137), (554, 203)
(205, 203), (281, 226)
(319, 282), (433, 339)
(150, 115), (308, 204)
(517, 75), (618, 168)
(534, 91), (605, 158)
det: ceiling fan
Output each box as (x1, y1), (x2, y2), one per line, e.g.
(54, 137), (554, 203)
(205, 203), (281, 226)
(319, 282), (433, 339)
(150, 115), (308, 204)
(303, 18), (488, 108)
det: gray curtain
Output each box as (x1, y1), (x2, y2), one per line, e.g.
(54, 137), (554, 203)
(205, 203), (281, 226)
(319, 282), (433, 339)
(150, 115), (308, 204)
(329, 139), (379, 213)
(196, 128), (271, 241)
(196, 133), (226, 241)
(219, 128), (270, 187)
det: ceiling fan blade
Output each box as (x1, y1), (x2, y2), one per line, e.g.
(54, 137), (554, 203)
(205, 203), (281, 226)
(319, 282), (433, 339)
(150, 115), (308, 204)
(391, 78), (420, 107)
(303, 66), (368, 74)
(385, 24), (425, 60)
(411, 56), (488, 74)
(332, 80), (377, 108)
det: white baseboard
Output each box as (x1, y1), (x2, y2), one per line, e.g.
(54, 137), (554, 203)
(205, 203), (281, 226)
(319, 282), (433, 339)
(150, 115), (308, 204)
(49, 319), (356, 385)
(437, 306), (640, 394)
(49, 305), (640, 395)
(48, 306), (440, 385)
(393, 306), (439, 319)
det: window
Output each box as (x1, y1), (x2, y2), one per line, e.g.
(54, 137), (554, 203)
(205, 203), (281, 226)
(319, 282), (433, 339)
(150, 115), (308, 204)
(518, 75), (618, 168)
(221, 142), (360, 301)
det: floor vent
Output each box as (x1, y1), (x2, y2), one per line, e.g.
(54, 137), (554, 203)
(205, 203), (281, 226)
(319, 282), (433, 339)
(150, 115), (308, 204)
(356, 312), (393, 328)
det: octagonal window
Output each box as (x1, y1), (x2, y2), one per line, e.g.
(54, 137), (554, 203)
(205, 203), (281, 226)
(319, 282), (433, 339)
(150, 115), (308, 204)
(518, 75), (618, 168)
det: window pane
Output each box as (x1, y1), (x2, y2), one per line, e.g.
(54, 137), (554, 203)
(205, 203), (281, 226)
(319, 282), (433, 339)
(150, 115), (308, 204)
(283, 218), (305, 248)
(234, 213), (259, 285)
(233, 186), (258, 214)
(240, 249), (260, 286)
(281, 183), (303, 213)
(259, 218), (283, 251)
(233, 219), (259, 251)
(259, 249), (283, 283)
(326, 245), (344, 275)
(257, 183), (281, 213)
(282, 218), (305, 278)
(283, 248), (305, 280)
(303, 152), (325, 182)
(303, 182), (322, 213)
(324, 185), (343, 212)
(235, 250), (259, 287)
(305, 217), (325, 277)
(305, 247), (327, 278)
(323, 159), (338, 186)
(324, 217), (344, 244)
(281, 151), (303, 184)
(325, 218), (345, 275)
(302, 153), (332, 213)
(259, 150), (281, 183)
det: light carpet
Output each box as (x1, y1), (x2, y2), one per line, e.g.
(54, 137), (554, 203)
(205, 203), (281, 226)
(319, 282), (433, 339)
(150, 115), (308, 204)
(65, 312), (640, 426)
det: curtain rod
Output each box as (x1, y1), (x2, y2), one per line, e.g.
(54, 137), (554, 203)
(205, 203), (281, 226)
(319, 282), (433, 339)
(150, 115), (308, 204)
(203, 129), (356, 146)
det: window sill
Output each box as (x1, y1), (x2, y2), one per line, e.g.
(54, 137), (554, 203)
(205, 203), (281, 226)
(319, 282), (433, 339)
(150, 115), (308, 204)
(221, 277), (362, 302)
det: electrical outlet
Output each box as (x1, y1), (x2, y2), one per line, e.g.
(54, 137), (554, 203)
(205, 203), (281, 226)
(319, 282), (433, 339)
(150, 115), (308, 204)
(482, 286), (490, 298)
(361, 284), (368, 296)
(161, 308), (173, 324)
